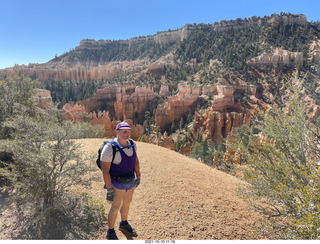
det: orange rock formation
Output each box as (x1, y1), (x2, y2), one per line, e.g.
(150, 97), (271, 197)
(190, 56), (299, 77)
(155, 83), (203, 128)
(190, 85), (253, 144)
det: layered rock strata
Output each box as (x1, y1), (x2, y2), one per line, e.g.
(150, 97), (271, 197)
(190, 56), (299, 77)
(63, 83), (257, 143)
(35, 89), (53, 109)
(192, 110), (251, 144)
(78, 84), (158, 122)
(189, 85), (253, 144)
(248, 48), (303, 66)
(155, 84), (203, 128)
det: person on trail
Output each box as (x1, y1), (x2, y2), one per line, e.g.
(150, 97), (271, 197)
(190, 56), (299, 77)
(100, 121), (141, 240)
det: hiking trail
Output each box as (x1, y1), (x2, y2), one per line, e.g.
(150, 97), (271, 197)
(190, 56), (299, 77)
(79, 139), (260, 240)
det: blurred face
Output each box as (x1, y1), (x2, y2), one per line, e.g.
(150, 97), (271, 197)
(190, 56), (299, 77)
(117, 129), (131, 141)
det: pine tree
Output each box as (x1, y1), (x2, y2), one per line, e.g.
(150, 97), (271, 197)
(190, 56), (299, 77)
(174, 136), (182, 152)
(143, 111), (151, 135)
(179, 117), (184, 131)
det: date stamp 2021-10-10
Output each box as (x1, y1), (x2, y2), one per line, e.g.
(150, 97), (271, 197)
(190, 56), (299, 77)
(145, 240), (175, 244)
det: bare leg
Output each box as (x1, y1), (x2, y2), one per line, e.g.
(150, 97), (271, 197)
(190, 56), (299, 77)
(120, 187), (135, 221)
(108, 189), (125, 229)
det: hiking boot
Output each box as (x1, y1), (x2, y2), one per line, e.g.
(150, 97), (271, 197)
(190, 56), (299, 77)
(119, 222), (138, 237)
(106, 231), (119, 240)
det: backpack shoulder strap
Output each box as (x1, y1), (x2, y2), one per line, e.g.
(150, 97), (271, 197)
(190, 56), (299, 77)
(110, 143), (116, 164)
(128, 138), (135, 146)
(109, 139), (135, 165)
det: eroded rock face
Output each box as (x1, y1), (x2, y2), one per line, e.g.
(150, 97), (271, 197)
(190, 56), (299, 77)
(64, 82), (203, 138)
(310, 40), (320, 64)
(155, 84), (203, 128)
(192, 110), (251, 144)
(0, 25), (195, 82)
(1, 59), (147, 82)
(115, 86), (158, 121)
(189, 85), (254, 143)
(78, 84), (158, 122)
(35, 89), (53, 109)
(248, 48), (303, 66)
(268, 14), (307, 28)
(63, 82), (258, 143)
(212, 14), (307, 32)
(64, 104), (143, 139)
(63, 84), (156, 138)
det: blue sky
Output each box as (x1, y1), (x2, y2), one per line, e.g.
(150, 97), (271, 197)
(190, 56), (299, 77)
(0, 0), (319, 69)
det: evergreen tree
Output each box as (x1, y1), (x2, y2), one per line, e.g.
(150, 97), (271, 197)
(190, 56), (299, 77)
(0, 72), (39, 138)
(170, 121), (176, 133)
(143, 110), (151, 136)
(179, 117), (184, 131)
(174, 136), (182, 152)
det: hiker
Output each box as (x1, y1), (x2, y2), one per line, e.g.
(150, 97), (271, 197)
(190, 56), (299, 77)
(100, 121), (141, 240)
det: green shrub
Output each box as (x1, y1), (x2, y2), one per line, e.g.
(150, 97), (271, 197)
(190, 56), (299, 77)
(0, 74), (105, 239)
(233, 79), (320, 239)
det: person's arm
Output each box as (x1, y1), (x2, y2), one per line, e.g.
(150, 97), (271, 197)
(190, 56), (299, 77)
(134, 156), (141, 178)
(102, 161), (113, 189)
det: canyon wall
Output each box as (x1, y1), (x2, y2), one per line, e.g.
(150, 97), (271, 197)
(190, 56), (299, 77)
(77, 84), (158, 122)
(155, 84), (203, 128)
(63, 83), (257, 144)
(268, 14), (307, 28)
(189, 85), (254, 144)
(3, 26), (196, 82)
(192, 110), (251, 144)
(2, 60), (145, 82)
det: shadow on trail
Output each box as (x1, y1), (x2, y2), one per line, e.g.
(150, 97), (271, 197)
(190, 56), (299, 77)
(119, 229), (138, 240)
(0, 189), (9, 209)
(123, 233), (134, 240)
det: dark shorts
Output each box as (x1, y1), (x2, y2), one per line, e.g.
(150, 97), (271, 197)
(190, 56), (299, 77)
(111, 178), (135, 191)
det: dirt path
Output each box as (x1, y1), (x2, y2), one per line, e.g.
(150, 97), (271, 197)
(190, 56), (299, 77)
(78, 139), (261, 240)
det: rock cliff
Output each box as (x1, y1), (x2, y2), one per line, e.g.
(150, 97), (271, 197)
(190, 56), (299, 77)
(35, 89), (53, 109)
(153, 131), (175, 151)
(0, 14), (312, 86)
(155, 83), (204, 128)
(191, 110), (251, 144)
(310, 40), (320, 64)
(247, 48), (303, 66)
(77, 84), (158, 122)
(78, 25), (194, 49)
(63, 82), (259, 145)
(268, 14), (307, 28)
(10, 25), (195, 82)
(212, 14), (307, 32)
(189, 85), (254, 144)
(62, 83), (165, 139)
(3, 60), (145, 82)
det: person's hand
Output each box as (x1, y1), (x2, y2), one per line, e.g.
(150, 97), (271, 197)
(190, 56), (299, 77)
(134, 178), (140, 188)
(106, 188), (115, 202)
